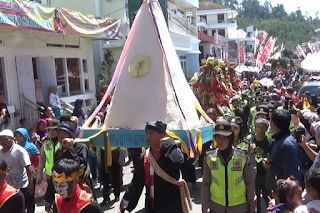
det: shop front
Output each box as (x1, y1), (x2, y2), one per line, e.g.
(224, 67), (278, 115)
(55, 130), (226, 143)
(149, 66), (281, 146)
(0, 0), (122, 129)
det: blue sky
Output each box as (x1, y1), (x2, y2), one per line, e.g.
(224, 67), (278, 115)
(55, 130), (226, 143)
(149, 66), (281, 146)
(257, 0), (318, 17)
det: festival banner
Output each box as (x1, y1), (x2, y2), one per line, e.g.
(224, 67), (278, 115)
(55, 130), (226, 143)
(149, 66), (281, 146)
(256, 36), (275, 69)
(0, 0), (122, 39)
(238, 46), (245, 64)
(228, 40), (238, 65)
(254, 31), (268, 59)
(298, 45), (306, 58)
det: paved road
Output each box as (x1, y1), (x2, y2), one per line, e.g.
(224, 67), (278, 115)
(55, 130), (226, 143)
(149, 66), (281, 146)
(35, 161), (202, 213)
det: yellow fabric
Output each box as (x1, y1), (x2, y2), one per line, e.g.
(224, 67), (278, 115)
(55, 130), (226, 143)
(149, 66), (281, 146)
(206, 151), (247, 206)
(265, 126), (274, 138)
(194, 100), (213, 124)
(212, 138), (217, 148)
(303, 100), (310, 109)
(44, 141), (60, 176)
(196, 129), (203, 154)
(166, 131), (189, 156)
(289, 120), (295, 133)
(106, 132), (112, 166)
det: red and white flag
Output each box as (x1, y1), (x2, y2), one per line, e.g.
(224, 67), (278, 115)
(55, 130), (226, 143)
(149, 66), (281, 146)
(298, 45), (306, 58)
(256, 36), (275, 69)
(254, 31), (268, 59)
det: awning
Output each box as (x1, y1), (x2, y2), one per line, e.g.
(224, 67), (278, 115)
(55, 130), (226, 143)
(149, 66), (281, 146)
(0, 0), (122, 40)
(198, 31), (214, 43)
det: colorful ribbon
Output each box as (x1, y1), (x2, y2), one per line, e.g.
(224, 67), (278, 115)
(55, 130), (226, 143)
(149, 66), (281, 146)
(166, 131), (189, 156)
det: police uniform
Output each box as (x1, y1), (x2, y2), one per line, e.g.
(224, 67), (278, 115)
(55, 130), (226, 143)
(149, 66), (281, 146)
(249, 98), (261, 134)
(202, 121), (256, 213)
(38, 119), (60, 181)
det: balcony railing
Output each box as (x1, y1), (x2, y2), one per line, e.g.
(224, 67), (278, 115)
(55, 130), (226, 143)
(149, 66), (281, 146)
(168, 10), (197, 37)
(197, 18), (237, 25)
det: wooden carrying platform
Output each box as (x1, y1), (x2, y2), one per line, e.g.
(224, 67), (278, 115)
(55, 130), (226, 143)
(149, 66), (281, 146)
(81, 124), (214, 148)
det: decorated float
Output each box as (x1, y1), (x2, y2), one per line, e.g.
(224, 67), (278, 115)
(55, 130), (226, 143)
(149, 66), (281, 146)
(78, 0), (214, 165)
(191, 58), (242, 117)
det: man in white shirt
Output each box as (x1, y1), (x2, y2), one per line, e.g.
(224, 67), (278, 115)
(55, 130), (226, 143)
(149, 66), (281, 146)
(0, 129), (34, 212)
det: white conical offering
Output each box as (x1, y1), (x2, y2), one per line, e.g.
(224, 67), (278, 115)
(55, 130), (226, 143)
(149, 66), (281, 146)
(105, 0), (203, 130)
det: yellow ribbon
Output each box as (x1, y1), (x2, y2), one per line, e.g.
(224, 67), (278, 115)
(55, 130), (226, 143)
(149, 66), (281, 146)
(194, 100), (213, 124)
(106, 132), (112, 166)
(166, 131), (189, 156)
(196, 129), (203, 154)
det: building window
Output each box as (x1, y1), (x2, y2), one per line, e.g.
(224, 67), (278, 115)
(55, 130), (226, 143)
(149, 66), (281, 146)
(212, 30), (215, 37)
(218, 29), (225, 37)
(82, 59), (89, 92)
(55, 58), (67, 97)
(203, 30), (207, 35)
(218, 14), (225, 23)
(200, 15), (207, 24)
(179, 56), (187, 76)
(67, 58), (81, 95)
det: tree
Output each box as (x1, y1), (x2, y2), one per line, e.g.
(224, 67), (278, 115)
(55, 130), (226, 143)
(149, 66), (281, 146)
(96, 50), (116, 97)
(101, 50), (116, 85)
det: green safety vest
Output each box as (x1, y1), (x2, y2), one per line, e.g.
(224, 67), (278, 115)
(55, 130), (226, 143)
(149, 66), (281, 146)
(289, 120), (294, 133)
(250, 107), (257, 128)
(206, 149), (247, 207)
(102, 146), (118, 151)
(265, 126), (274, 138)
(43, 140), (60, 176)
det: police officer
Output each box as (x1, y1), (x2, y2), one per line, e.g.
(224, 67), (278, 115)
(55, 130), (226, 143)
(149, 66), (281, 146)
(202, 121), (256, 213)
(37, 119), (60, 183)
(249, 97), (261, 136)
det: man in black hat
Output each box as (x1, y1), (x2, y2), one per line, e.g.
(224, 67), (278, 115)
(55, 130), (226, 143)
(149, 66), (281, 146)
(119, 121), (185, 213)
(44, 122), (90, 212)
(202, 121), (256, 213)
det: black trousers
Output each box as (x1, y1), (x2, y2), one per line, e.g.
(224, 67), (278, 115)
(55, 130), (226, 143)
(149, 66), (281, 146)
(101, 148), (121, 200)
(256, 175), (271, 213)
(20, 179), (36, 213)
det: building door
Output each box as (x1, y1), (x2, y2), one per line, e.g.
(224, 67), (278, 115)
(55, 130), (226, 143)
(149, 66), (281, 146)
(36, 56), (57, 106)
(15, 55), (37, 124)
(179, 55), (187, 76)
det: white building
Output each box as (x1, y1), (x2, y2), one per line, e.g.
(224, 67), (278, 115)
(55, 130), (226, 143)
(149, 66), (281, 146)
(188, 2), (237, 60)
(0, 0), (121, 129)
(104, 0), (200, 79)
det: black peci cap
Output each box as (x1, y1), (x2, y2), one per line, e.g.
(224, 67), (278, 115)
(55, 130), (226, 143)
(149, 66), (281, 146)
(145, 121), (167, 134)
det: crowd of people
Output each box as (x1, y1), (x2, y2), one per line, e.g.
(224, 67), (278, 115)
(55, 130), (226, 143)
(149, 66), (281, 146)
(1, 67), (320, 213)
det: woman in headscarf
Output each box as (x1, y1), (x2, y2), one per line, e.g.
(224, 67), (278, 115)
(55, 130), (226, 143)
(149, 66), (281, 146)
(15, 128), (40, 213)
(31, 119), (48, 150)
(48, 85), (61, 118)
(300, 122), (320, 169)
(35, 79), (44, 107)
(72, 99), (85, 125)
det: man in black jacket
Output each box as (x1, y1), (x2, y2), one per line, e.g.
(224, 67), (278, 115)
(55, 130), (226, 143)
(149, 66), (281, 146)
(119, 121), (184, 213)
(44, 122), (90, 212)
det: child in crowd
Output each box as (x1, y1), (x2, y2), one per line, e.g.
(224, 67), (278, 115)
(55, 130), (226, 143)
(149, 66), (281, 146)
(267, 176), (303, 213)
(20, 118), (28, 128)
(294, 169), (320, 213)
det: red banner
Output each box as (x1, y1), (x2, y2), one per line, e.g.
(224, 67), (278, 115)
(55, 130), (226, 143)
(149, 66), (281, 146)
(238, 46), (245, 64)
(255, 31), (268, 59)
(257, 36), (275, 69)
